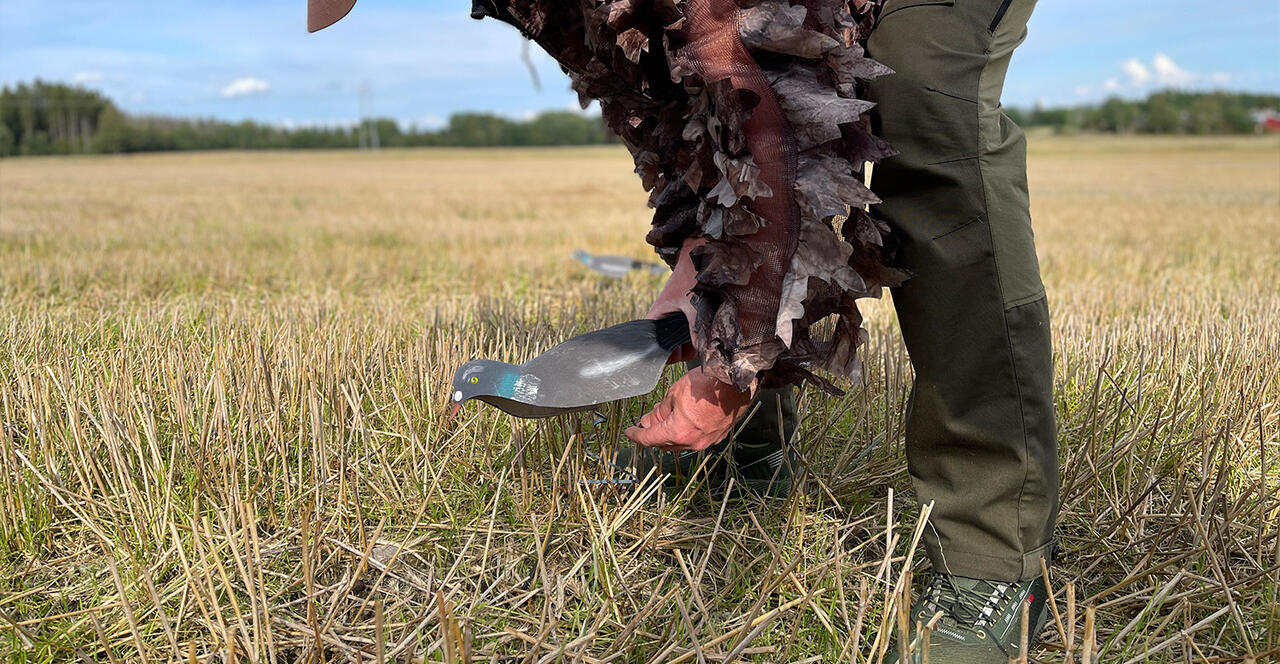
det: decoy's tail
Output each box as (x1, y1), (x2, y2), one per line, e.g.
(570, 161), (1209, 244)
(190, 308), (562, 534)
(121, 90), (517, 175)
(654, 312), (692, 351)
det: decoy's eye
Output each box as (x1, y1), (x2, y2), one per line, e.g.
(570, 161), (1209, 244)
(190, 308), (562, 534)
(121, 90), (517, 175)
(469, 376), (479, 384)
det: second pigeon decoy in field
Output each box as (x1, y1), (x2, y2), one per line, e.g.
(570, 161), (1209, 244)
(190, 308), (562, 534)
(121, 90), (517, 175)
(450, 312), (690, 418)
(573, 250), (669, 279)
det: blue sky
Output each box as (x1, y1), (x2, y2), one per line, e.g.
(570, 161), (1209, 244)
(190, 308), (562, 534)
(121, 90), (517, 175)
(2, 0), (1277, 128)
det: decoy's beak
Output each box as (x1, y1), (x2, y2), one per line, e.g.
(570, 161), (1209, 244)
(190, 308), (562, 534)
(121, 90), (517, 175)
(448, 401), (463, 419)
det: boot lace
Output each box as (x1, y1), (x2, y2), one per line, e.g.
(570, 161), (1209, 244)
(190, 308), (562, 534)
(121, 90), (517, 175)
(920, 574), (1017, 629)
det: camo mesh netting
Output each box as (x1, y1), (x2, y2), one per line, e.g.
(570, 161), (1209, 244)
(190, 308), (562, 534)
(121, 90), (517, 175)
(480, 0), (907, 392)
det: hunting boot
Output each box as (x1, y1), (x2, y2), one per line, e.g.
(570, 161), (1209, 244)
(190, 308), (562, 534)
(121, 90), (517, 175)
(607, 440), (731, 496)
(889, 573), (1050, 664)
(727, 385), (799, 498)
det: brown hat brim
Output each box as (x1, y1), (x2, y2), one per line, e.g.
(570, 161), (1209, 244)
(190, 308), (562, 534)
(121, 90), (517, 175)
(308, 0), (358, 32)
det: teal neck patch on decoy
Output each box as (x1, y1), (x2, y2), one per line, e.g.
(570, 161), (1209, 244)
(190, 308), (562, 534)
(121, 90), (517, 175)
(496, 371), (521, 399)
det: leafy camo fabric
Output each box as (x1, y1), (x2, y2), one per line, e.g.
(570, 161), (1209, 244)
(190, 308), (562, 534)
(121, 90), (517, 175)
(477, 0), (908, 393)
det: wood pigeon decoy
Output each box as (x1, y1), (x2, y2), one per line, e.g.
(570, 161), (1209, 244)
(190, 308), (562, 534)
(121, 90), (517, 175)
(573, 250), (669, 279)
(450, 313), (690, 418)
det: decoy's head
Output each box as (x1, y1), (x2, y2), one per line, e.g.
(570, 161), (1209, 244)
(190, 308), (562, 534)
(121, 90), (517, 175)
(450, 359), (518, 417)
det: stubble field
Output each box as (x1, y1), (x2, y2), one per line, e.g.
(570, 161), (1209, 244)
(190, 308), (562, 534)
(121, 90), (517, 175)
(1, 136), (1278, 662)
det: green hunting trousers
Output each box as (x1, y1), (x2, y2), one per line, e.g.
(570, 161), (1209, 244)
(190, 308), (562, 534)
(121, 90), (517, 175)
(868, 0), (1057, 582)
(737, 0), (1058, 582)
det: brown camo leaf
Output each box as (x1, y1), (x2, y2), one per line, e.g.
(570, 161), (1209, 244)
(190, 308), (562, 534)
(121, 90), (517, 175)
(617, 27), (650, 62)
(770, 65), (874, 150)
(703, 79), (760, 154)
(698, 201), (766, 239)
(775, 223), (865, 347)
(707, 152), (773, 206)
(795, 154), (878, 221)
(822, 303), (870, 380)
(691, 240), (763, 289)
(739, 1), (840, 59)
(827, 42), (893, 97)
(605, 0), (637, 30)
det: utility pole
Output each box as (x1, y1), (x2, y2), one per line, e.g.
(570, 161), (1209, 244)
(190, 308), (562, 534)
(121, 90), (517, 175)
(359, 81), (379, 150)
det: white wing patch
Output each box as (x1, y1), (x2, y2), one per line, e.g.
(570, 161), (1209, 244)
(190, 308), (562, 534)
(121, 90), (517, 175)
(514, 374), (540, 401)
(579, 352), (646, 378)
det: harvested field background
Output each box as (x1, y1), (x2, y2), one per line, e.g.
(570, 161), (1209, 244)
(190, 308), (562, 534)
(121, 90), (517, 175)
(1, 136), (1278, 662)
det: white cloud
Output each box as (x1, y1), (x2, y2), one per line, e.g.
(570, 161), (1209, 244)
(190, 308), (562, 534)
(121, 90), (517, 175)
(1098, 54), (1233, 100)
(71, 70), (103, 85)
(1152, 53), (1194, 86)
(1122, 58), (1151, 86)
(1073, 85), (1092, 97)
(220, 77), (270, 98)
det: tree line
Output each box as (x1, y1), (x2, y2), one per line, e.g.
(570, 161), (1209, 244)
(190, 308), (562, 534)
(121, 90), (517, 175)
(2, 80), (1277, 158)
(1006, 90), (1279, 135)
(0, 81), (612, 157)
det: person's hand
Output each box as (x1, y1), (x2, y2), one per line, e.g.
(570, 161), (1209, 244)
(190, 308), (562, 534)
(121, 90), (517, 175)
(629, 237), (756, 451)
(625, 365), (754, 451)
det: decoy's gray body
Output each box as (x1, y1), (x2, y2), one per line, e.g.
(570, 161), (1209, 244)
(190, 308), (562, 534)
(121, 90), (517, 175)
(573, 250), (668, 279)
(451, 313), (690, 418)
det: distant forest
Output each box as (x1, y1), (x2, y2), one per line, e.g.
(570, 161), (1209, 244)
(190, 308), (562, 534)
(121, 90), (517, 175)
(0, 81), (612, 157)
(2, 80), (1278, 157)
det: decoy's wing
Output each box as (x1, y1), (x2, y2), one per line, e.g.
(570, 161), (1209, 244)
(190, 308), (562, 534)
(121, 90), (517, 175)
(519, 315), (688, 409)
(585, 257), (630, 279)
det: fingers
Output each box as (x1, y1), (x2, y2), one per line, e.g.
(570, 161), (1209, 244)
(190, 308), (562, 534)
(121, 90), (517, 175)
(625, 418), (677, 448)
(626, 408), (710, 452)
(626, 395), (680, 449)
(624, 424), (660, 447)
(625, 422), (695, 451)
(625, 367), (749, 451)
(627, 398), (666, 442)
